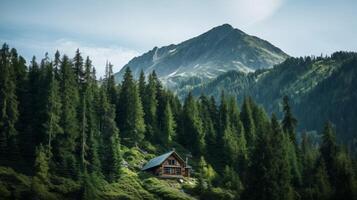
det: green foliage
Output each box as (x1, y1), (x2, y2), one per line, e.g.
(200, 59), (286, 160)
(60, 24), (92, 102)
(142, 71), (159, 143)
(0, 43), (19, 162)
(0, 167), (31, 199)
(98, 88), (121, 182)
(240, 97), (256, 150)
(245, 114), (294, 200)
(34, 145), (50, 182)
(118, 67), (146, 146)
(221, 166), (243, 193)
(199, 187), (235, 200)
(42, 61), (63, 157)
(162, 101), (176, 145)
(180, 92), (205, 156)
(142, 177), (194, 200)
(101, 174), (155, 200)
(1, 44), (357, 200)
(311, 159), (333, 200)
(55, 55), (80, 178)
(192, 53), (357, 147)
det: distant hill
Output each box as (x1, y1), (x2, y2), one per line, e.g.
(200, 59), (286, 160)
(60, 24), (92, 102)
(191, 52), (357, 144)
(114, 24), (288, 91)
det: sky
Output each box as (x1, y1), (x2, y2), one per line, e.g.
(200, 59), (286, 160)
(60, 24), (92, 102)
(1, 0), (357, 77)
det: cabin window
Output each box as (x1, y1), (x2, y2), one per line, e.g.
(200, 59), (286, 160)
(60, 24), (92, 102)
(168, 159), (176, 165)
(164, 167), (171, 174)
(176, 168), (181, 175)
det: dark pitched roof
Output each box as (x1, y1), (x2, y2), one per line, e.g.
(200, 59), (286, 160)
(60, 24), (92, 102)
(142, 151), (185, 171)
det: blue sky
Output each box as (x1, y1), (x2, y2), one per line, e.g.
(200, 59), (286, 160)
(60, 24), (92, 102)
(1, 0), (356, 77)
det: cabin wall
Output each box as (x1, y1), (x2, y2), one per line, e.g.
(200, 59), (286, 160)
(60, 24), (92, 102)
(160, 155), (185, 177)
(143, 152), (191, 178)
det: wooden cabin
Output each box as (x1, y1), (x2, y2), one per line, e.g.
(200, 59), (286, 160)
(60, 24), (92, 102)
(142, 151), (191, 178)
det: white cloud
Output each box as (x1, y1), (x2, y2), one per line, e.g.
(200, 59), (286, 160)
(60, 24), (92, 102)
(3, 38), (139, 78)
(1, 0), (285, 49)
(52, 39), (139, 77)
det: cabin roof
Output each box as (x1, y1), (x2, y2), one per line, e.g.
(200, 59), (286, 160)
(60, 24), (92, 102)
(142, 151), (184, 171)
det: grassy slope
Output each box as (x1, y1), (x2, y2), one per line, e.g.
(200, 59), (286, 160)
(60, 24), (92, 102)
(0, 146), (197, 200)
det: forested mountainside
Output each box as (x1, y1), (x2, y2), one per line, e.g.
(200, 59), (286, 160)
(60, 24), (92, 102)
(114, 24), (288, 90)
(1, 44), (357, 200)
(191, 52), (357, 146)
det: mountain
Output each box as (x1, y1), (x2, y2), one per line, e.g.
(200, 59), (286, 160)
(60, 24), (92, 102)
(191, 51), (357, 145)
(114, 24), (289, 90)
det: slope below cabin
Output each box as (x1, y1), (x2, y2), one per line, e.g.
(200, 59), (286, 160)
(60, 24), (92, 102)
(142, 151), (191, 178)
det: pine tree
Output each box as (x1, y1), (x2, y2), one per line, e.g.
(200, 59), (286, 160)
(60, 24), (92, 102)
(83, 57), (101, 174)
(104, 62), (117, 105)
(34, 144), (50, 182)
(98, 88), (121, 182)
(11, 48), (29, 163)
(312, 159), (333, 200)
(197, 156), (215, 192)
(271, 114), (294, 200)
(155, 71), (169, 143)
(162, 101), (176, 145)
(240, 97), (256, 149)
(118, 67), (145, 146)
(334, 150), (357, 200)
(222, 165), (243, 193)
(0, 44), (19, 162)
(138, 69), (146, 101)
(319, 122), (338, 185)
(281, 96), (302, 186)
(143, 71), (158, 142)
(42, 61), (63, 156)
(199, 95), (217, 165)
(301, 132), (318, 192)
(228, 97), (247, 170)
(20, 56), (43, 164)
(54, 55), (80, 178)
(180, 92), (205, 155)
(245, 114), (293, 200)
(282, 96), (298, 144)
(73, 49), (84, 85)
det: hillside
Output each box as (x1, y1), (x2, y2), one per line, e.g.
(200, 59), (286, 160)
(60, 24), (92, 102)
(191, 52), (357, 144)
(114, 24), (288, 91)
(1, 44), (357, 200)
(0, 146), (197, 200)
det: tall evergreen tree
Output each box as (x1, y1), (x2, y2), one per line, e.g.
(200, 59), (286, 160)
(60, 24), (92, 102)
(319, 122), (338, 185)
(199, 95), (217, 165)
(161, 101), (176, 145)
(245, 114), (293, 200)
(180, 92), (205, 155)
(42, 61), (63, 156)
(104, 62), (117, 105)
(240, 97), (256, 149)
(83, 57), (101, 174)
(98, 88), (121, 182)
(143, 71), (158, 142)
(281, 96), (302, 186)
(334, 149), (357, 200)
(73, 49), (84, 85)
(282, 96), (298, 144)
(0, 44), (19, 162)
(138, 69), (146, 101)
(54, 55), (80, 178)
(312, 159), (333, 200)
(118, 67), (145, 146)
(227, 97), (247, 169)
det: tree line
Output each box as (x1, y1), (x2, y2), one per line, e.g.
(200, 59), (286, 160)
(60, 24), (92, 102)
(0, 43), (356, 199)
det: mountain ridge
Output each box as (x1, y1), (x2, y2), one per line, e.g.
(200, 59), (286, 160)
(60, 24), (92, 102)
(190, 51), (357, 144)
(114, 24), (289, 89)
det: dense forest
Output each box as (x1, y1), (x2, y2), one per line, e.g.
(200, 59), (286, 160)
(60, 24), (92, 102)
(190, 52), (357, 148)
(0, 43), (357, 200)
